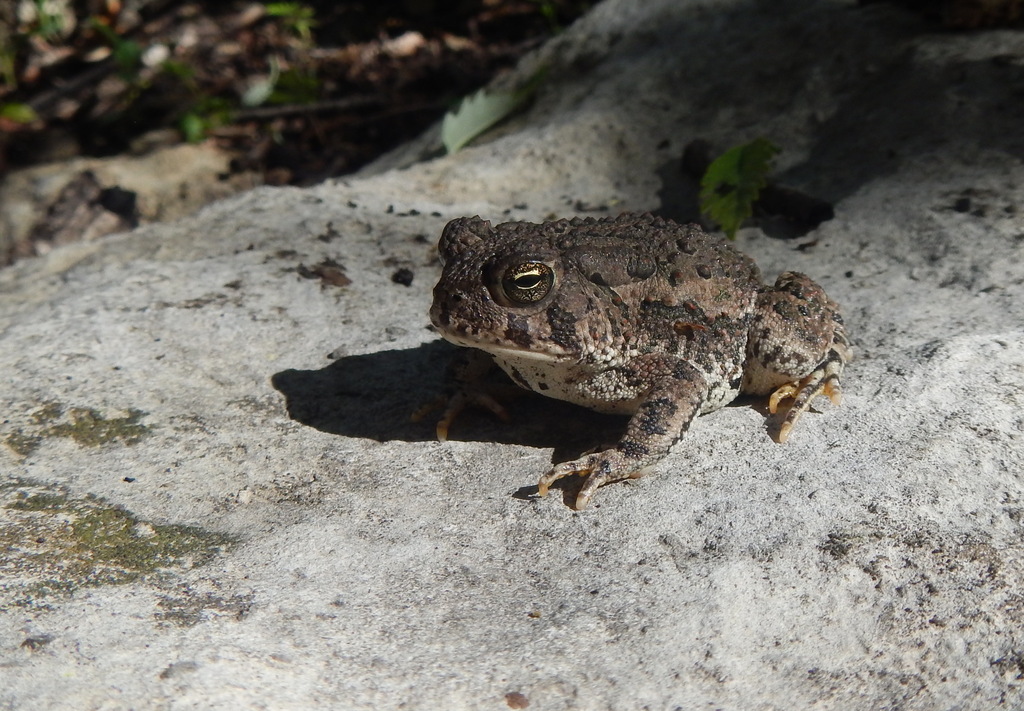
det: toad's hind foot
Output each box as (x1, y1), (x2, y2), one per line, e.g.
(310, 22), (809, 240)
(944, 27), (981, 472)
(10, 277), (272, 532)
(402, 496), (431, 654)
(769, 344), (847, 443)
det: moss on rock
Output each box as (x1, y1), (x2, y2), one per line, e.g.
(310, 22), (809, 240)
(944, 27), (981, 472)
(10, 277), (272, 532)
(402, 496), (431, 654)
(3, 402), (153, 456)
(0, 480), (235, 610)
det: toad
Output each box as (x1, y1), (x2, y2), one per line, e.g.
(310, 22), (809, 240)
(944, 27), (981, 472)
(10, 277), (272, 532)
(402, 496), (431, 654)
(429, 213), (851, 509)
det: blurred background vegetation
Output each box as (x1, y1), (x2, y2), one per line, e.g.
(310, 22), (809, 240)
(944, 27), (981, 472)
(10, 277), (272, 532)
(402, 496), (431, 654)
(0, 0), (589, 184)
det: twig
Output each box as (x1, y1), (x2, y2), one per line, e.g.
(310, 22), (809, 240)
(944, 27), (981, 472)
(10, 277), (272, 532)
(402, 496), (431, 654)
(28, 60), (116, 117)
(232, 96), (385, 121)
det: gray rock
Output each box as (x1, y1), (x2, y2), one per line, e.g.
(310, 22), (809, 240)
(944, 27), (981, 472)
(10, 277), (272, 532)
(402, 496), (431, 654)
(0, 143), (255, 261)
(2, 0), (1023, 708)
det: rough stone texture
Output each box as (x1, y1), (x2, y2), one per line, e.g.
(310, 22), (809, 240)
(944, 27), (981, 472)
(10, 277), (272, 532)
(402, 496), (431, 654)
(0, 142), (256, 259)
(2, 1), (1023, 708)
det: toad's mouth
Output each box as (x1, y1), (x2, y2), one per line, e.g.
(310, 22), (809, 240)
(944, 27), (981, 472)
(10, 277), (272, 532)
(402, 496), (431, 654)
(437, 329), (572, 363)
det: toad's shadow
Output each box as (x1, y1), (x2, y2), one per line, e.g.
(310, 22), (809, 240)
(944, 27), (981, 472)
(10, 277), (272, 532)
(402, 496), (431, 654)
(270, 340), (625, 454)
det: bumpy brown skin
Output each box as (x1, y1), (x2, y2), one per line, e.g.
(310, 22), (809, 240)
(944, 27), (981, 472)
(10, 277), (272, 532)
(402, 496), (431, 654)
(429, 213), (850, 509)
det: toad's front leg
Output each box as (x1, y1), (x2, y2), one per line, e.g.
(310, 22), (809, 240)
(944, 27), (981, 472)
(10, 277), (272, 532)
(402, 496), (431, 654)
(430, 348), (512, 441)
(538, 357), (709, 509)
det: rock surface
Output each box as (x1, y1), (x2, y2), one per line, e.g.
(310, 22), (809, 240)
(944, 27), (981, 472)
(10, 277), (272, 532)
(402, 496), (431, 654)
(0, 142), (256, 262)
(2, 1), (1023, 708)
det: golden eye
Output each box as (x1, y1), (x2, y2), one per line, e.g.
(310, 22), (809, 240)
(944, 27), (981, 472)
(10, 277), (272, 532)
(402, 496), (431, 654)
(501, 262), (554, 304)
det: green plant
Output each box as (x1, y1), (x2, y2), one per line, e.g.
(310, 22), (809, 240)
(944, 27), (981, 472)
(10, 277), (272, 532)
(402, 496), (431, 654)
(699, 137), (779, 239)
(2, 0), (69, 88)
(161, 60), (234, 142)
(179, 97), (233, 143)
(270, 67), (319, 104)
(0, 102), (38, 123)
(0, 44), (16, 88)
(529, 0), (561, 32)
(265, 3), (318, 44)
(29, 0), (69, 41)
(89, 18), (142, 80)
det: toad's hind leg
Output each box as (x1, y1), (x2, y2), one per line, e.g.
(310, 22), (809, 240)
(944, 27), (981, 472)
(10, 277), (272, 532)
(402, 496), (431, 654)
(769, 336), (848, 442)
(743, 271), (852, 442)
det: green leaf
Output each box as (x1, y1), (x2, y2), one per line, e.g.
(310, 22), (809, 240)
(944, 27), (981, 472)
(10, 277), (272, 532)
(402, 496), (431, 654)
(89, 18), (142, 79)
(161, 60), (195, 81)
(264, 2), (303, 14)
(179, 98), (233, 143)
(699, 137), (779, 239)
(441, 69), (546, 154)
(113, 40), (143, 77)
(0, 103), (39, 124)
(264, 3), (317, 43)
(179, 112), (206, 143)
(31, 0), (69, 40)
(269, 68), (319, 105)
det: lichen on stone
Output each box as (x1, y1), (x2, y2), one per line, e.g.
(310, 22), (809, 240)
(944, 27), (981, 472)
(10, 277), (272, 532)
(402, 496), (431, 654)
(2, 402), (153, 456)
(29, 402), (63, 425)
(0, 480), (236, 611)
(3, 431), (40, 457)
(42, 407), (151, 447)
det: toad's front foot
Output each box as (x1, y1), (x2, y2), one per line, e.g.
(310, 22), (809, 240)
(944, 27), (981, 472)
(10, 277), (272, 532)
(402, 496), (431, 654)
(433, 390), (510, 441)
(537, 449), (646, 510)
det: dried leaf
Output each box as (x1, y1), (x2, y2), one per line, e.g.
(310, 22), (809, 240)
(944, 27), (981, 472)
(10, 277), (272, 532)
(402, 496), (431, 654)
(441, 69), (545, 154)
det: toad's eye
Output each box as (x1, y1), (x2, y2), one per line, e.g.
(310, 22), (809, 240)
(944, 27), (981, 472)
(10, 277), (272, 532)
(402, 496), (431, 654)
(500, 262), (554, 304)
